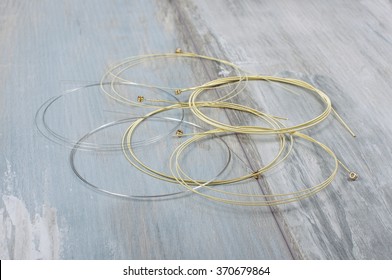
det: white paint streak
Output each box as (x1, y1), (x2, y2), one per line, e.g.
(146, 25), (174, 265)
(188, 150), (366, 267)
(218, 65), (231, 77)
(3, 159), (16, 192)
(0, 195), (61, 259)
(0, 208), (11, 259)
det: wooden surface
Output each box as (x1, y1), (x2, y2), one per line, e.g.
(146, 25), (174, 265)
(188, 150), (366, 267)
(1, 0), (392, 259)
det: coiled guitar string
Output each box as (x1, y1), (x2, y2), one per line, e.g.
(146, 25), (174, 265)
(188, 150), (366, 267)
(188, 75), (356, 137)
(35, 82), (184, 151)
(122, 103), (293, 186)
(70, 116), (233, 199)
(100, 50), (249, 107)
(170, 130), (342, 206)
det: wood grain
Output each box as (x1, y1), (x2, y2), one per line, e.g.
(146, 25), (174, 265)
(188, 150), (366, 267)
(1, 0), (391, 259)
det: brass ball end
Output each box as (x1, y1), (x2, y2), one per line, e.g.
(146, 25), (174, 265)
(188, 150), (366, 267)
(176, 129), (184, 137)
(175, 48), (182, 53)
(175, 89), (182, 95)
(137, 96), (144, 102)
(348, 172), (358, 181)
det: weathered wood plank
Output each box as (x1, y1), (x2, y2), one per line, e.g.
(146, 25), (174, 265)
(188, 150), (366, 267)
(180, 0), (392, 259)
(0, 0), (293, 259)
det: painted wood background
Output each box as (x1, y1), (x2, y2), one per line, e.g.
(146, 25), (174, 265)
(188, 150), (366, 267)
(1, 0), (392, 259)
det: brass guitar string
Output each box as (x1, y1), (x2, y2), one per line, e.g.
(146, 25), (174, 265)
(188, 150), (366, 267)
(122, 103), (294, 186)
(188, 75), (356, 137)
(100, 50), (249, 107)
(171, 130), (342, 206)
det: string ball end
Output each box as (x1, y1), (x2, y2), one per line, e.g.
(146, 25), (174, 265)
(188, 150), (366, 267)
(176, 129), (184, 137)
(348, 171), (358, 181)
(137, 96), (144, 102)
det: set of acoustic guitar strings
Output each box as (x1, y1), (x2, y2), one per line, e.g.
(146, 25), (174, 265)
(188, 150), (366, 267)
(36, 49), (358, 206)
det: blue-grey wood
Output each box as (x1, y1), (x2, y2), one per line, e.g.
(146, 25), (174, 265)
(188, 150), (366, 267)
(1, 0), (391, 260)
(178, 0), (392, 259)
(0, 0), (292, 259)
